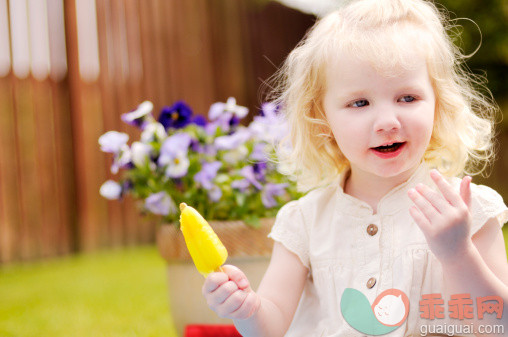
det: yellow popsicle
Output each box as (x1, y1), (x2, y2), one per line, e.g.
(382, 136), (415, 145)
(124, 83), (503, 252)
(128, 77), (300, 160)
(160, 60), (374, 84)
(179, 203), (228, 277)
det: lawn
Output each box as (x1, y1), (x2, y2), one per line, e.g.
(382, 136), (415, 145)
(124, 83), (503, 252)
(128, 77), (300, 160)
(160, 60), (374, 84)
(0, 246), (177, 337)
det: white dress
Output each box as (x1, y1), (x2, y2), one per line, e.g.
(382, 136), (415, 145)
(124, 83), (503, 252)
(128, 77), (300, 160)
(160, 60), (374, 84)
(269, 162), (508, 337)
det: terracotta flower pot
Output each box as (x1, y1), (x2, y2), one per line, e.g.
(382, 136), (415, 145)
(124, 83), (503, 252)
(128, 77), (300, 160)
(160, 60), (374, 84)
(157, 218), (274, 336)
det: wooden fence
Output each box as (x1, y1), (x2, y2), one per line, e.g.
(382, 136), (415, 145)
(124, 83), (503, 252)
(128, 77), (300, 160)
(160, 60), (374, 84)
(0, 0), (314, 263)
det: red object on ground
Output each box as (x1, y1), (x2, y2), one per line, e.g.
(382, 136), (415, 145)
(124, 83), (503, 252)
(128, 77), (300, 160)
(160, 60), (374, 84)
(184, 325), (242, 337)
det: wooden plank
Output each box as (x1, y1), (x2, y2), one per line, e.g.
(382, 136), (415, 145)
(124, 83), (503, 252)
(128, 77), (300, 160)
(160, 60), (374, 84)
(47, 0), (75, 256)
(31, 77), (60, 258)
(96, 0), (125, 248)
(150, 0), (168, 107)
(137, 0), (157, 105)
(12, 78), (41, 260)
(64, 0), (109, 252)
(110, 0), (139, 246)
(125, 0), (154, 244)
(0, 74), (22, 263)
(179, 0), (215, 114)
(49, 79), (76, 255)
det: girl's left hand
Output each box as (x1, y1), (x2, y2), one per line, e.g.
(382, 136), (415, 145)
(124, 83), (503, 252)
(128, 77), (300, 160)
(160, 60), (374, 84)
(408, 169), (473, 263)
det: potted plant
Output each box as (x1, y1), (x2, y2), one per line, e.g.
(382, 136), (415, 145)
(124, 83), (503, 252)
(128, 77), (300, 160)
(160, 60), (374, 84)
(98, 97), (300, 334)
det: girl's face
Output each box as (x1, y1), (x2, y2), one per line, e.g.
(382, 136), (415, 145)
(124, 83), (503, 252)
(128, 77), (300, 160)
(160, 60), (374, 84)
(323, 52), (435, 183)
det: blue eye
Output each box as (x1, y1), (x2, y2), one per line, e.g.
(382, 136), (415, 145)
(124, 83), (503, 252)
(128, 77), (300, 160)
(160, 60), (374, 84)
(350, 99), (369, 108)
(399, 95), (416, 103)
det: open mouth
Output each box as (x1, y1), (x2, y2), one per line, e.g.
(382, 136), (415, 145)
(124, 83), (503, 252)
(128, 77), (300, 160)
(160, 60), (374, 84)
(372, 142), (405, 153)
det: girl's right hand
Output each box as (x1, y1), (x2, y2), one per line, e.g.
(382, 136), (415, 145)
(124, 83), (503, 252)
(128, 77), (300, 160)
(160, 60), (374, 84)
(202, 264), (260, 320)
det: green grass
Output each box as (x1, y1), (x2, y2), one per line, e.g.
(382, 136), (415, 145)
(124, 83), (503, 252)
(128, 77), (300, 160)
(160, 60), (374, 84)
(0, 246), (177, 337)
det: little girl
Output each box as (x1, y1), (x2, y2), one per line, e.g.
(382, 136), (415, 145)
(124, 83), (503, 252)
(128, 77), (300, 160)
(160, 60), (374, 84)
(203, 0), (508, 336)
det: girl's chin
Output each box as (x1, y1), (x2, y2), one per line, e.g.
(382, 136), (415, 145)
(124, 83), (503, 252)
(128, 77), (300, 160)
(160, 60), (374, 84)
(371, 162), (420, 180)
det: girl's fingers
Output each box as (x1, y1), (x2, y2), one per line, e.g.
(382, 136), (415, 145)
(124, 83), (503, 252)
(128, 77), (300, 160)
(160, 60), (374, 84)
(230, 291), (260, 320)
(222, 265), (251, 291)
(203, 272), (229, 294)
(211, 281), (239, 304)
(409, 205), (432, 233)
(430, 169), (463, 207)
(460, 176), (472, 209)
(414, 183), (449, 214)
(216, 289), (248, 317)
(408, 188), (440, 224)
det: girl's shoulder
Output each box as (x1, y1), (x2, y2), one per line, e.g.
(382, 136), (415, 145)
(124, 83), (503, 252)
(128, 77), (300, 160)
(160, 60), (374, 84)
(277, 184), (338, 224)
(288, 182), (339, 214)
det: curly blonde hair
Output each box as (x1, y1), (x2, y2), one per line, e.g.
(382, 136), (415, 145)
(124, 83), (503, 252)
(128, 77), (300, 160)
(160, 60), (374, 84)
(269, 0), (498, 192)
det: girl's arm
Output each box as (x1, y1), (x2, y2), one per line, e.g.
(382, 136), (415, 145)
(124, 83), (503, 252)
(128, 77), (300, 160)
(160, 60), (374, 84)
(202, 242), (308, 337)
(408, 170), (508, 335)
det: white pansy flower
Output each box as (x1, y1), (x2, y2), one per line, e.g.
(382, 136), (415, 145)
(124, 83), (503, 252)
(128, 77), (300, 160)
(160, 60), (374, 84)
(111, 145), (132, 174)
(100, 180), (122, 200)
(141, 122), (167, 143)
(98, 131), (129, 154)
(131, 141), (152, 167)
(165, 152), (190, 178)
(222, 145), (248, 165)
(208, 97), (248, 120)
(121, 101), (155, 128)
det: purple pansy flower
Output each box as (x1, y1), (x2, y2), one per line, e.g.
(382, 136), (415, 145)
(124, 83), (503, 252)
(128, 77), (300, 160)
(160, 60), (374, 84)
(253, 162), (267, 182)
(99, 131), (129, 154)
(194, 161), (222, 190)
(250, 143), (268, 161)
(231, 179), (250, 192)
(122, 180), (133, 193)
(145, 191), (177, 215)
(208, 97), (248, 133)
(261, 183), (288, 208)
(249, 101), (287, 143)
(214, 127), (251, 150)
(208, 185), (222, 202)
(158, 133), (192, 166)
(121, 101), (155, 129)
(192, 115), (207, 127)
(240, 165), (263, 190)
(158, 133), (192, 178)
(158, 101), (193, 129)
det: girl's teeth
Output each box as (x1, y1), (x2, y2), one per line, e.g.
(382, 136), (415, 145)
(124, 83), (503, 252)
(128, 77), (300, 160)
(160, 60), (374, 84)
(375, 142), (403, 152)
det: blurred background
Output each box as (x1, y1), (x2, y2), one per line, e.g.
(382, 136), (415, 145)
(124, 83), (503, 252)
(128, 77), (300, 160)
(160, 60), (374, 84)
(1, 0), (507, 265)
(0, 0), (507, 335)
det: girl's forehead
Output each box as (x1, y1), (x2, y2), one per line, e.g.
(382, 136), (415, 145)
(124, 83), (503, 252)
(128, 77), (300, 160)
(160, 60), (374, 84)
(322, 23), (433, 77)
(325, 47), (428, 83)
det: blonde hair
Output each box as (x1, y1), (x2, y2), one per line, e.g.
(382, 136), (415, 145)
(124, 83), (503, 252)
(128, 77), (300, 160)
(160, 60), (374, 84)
(268, 0), (498, 192)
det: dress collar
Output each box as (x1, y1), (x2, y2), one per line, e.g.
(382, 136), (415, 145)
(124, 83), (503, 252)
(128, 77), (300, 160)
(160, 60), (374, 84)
(335, 161), (432, 217)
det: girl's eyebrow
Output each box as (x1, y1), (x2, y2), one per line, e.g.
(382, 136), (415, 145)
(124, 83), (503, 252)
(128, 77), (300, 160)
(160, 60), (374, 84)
(337, 90), (369, 100)
(396, 85), (426, 93)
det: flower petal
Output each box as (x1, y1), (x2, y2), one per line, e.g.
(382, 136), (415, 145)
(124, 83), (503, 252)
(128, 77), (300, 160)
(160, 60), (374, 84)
(100, 180), (122, 200)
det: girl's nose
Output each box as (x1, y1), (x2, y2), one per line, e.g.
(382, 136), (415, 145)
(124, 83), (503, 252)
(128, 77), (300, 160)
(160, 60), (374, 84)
(373, 110), (401, 133)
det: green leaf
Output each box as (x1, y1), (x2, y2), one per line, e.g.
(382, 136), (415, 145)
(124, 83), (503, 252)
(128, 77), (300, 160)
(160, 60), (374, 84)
(243, 215), (261, 229)
(235, 193), (246, 207)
